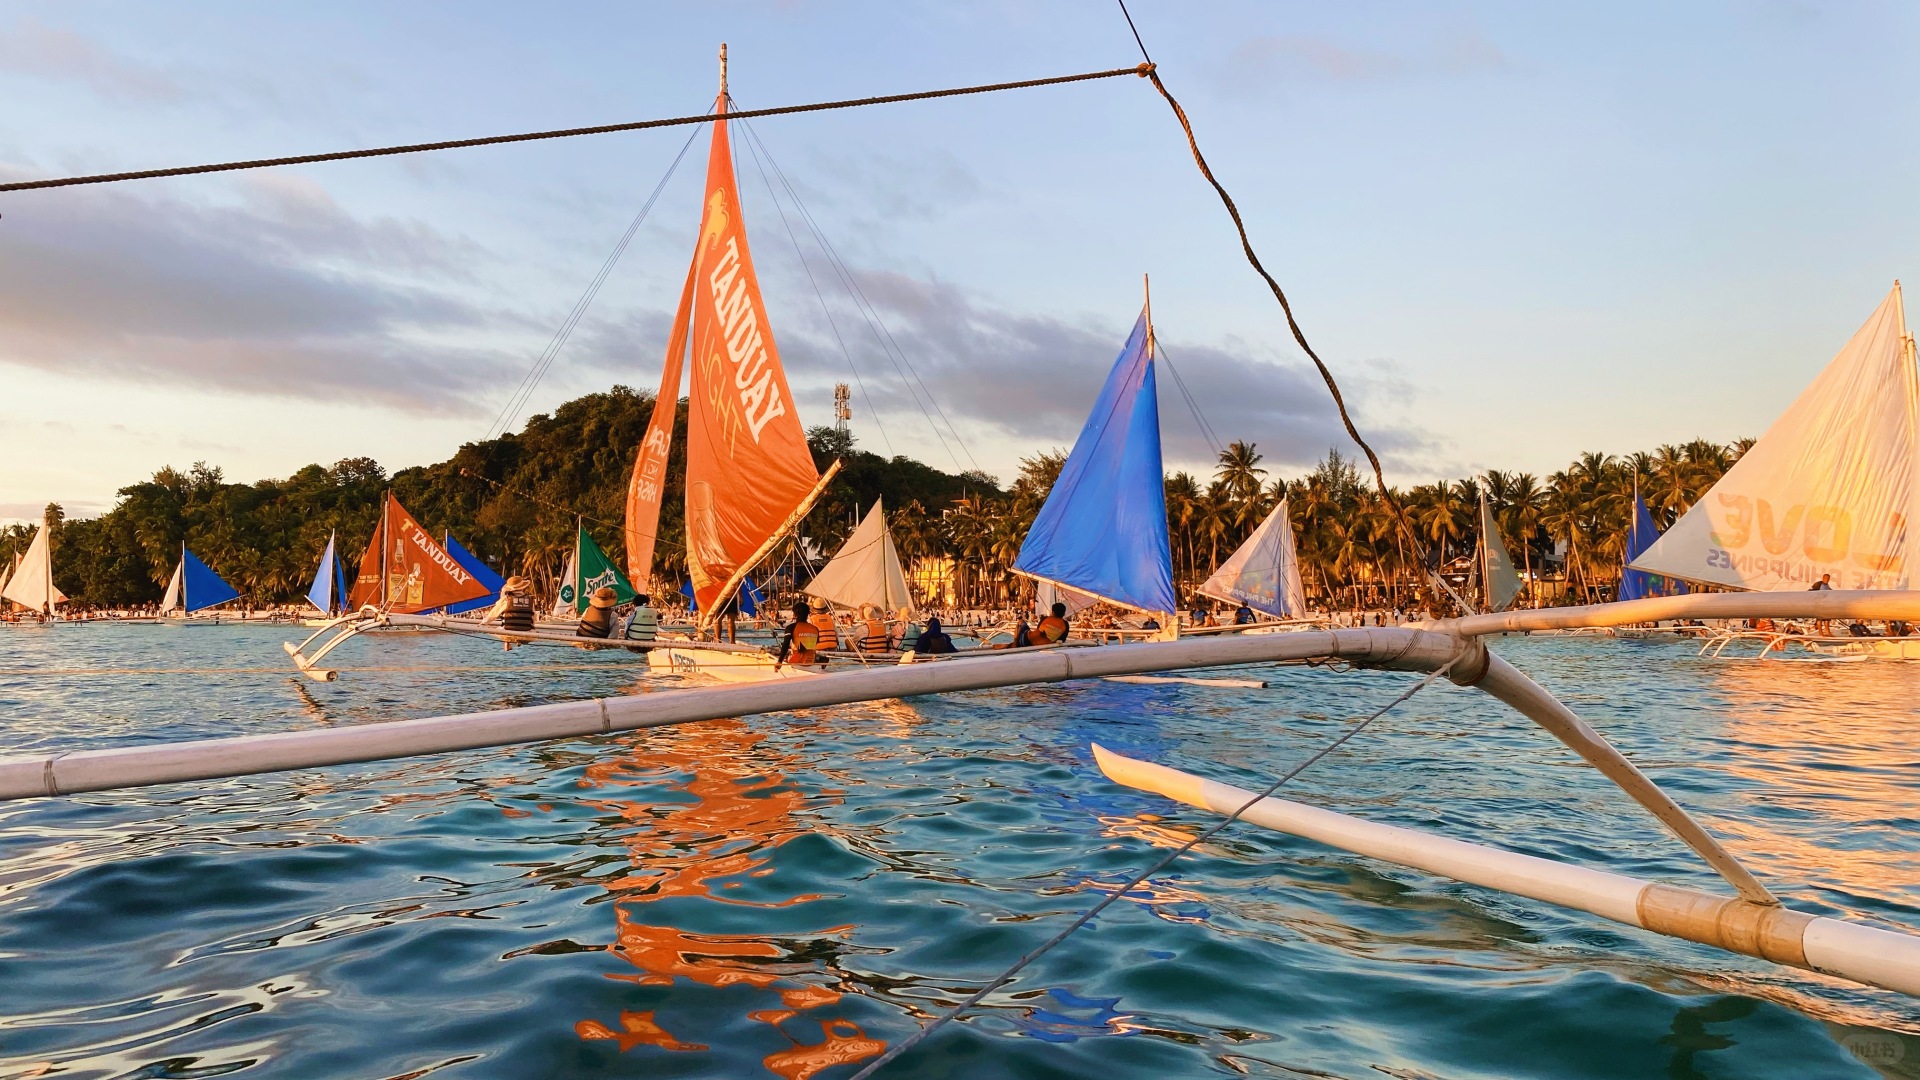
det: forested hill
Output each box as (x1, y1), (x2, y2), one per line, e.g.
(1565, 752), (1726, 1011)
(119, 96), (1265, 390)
(1, 386), (1000, 607)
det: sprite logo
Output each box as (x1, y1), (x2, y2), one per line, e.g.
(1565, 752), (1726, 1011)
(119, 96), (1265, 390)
(584, 570), (619, 595)
(559, 583), (575, 604)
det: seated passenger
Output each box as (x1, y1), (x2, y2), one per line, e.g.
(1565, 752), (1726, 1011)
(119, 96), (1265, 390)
(916, 616), (956, 655)
(577, 586), (617, 639)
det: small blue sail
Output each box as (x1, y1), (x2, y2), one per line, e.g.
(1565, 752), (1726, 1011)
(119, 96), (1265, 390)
(443, 533), (505, 615)
(334, 544), (351, 614)
(307, 532), (339, 614)
(1619, 492), (1681, 600)
(1013, 311), (1176, 615)
(182, 547), (241, 613)
(682, 575), (763, 616)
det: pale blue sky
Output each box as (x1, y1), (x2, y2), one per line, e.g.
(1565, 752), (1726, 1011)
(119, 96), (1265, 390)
(2, 1), (1915, 521)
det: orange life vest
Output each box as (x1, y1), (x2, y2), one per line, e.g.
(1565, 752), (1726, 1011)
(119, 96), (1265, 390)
(1034, 615), (1069, 644)
(788, 621), (821, 665)
(860, 619), (889, 652)
(812, 615), (839, 649)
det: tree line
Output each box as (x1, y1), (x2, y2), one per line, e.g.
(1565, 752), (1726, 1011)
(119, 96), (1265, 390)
(0, 385), (1745, 611)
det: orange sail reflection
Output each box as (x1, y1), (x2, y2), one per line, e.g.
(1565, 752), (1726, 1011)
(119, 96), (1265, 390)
(568, 720), (886, 1077)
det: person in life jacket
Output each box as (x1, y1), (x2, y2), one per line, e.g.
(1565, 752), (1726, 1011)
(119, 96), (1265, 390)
(577, 586), (617, 639)
(484, 575), (537, 651)
(812, 608), (840, 650)
(776, 599), (822, 669)
(622, 592), (657, 646)
(1234, 602), (1255, 625)
(857, 604), (890, 653)
(1032, 602), (1070, 645)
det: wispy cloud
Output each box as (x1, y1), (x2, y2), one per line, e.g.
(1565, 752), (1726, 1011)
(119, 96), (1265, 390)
(0, 18), (183, 103)
(772, 270), (1440, 476)
(0, 168), (530, 413)
(1222, 30), (1510, 89)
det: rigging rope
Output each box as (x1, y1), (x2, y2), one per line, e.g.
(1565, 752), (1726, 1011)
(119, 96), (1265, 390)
(0, 65), (1153, 193)
(1113, 2), (1445, 607)
(487, 123), (704, 439)
(847, 655), (1461, 1079)
(737, 117), (984, 474)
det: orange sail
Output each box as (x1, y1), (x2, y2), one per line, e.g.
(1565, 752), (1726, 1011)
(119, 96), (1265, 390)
(624, 262), (697, 587)
(682, 95), (823, 612)
(348, 517), (385, 611)
(349, 493), (492, 614)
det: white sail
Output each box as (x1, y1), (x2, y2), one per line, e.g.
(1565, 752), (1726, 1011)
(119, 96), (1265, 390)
(1, 521), (66, 612)
(805, 498), (913, 613)
(0, 557), (11, 607)
(1033, 578), (1099, 619)
(1479, 492), (1524, 612)
(552, 547), (579, 618)
(1631, 284), (1918, 590)
(1198, 496), (1308, 618)
(159, 560), (184, 613)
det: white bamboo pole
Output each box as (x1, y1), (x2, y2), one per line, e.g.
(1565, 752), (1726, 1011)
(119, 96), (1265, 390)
(1442, 590), (1920, 638)
(1475, 654), (1775, 905)
(0, 628), (1462, 802)
(1091, 745), (1920, 998)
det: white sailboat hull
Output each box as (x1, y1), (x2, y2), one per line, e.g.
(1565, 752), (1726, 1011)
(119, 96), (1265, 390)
(646, 639), (826, 683)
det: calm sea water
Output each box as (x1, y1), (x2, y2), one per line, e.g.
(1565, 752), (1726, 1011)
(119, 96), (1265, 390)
(0, 623), (1916, 1079)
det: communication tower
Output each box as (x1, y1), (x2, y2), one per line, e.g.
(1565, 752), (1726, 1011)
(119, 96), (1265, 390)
(833, 383), (852, 432)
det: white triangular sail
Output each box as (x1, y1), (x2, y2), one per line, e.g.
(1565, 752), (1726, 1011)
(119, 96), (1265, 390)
(1479, 492), (1524, 612)
(1631, 284), (1918, 590)
(1, 521), (66, 612)
(0, 557), (11, 607)
(160, 561), (184, 613)
(1198, 496), (1308, 619)
(1033, 578), (1099, 619)
(805, 498), (913, 613)
(552, 546), (578, 618)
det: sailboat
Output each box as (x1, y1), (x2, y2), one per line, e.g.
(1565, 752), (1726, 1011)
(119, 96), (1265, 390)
(343, 493), (494, 615)
(158, 544), (242, 620)
(0, 516), (67, 618)
(1630, 283), (1920, 657)
(1475, 491), (1524, 614)
(1196, 496), (1309, 624)
(554, 524), (635, 624)
(303, 531), (353, 623)
(1011, 283), (1178, 637)
(803, 498), (912, 620)
(632, 54), (844, 682)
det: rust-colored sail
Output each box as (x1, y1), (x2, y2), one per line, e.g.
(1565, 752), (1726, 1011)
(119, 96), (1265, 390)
(624, 262), (697, 588)
(682, 95), (822, 612)
(347, 503), (386, 610)
(349, 493), (491, 614)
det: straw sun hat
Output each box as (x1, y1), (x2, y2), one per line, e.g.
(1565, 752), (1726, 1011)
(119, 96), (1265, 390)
(588, 586), (619, 609)
(503, 576), (532, 594)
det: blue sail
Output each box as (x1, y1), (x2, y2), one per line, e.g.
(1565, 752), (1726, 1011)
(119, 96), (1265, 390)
(182, 547), (241, 613)
(443, 533), (505, 615)
(335, 544), (351, 614)
(1013, 311), (1176, 615)
(683, 574), (763, 616)
(307, 532), (338, 613)
(1619, 492), (1681, 600)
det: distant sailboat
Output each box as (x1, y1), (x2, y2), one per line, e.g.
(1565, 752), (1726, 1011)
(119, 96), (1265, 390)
(159, 544), (242, 616)
(1631, 283), (1917, 591)
(306, 531), (352, 616)
(1618, 487), (1676, 602)
(1477, 491), (1524, 612)
(551, 545), (579, 619)
(805, 498), (912, 615)
(346, 493), (492, 614)
(1012, 287), (1178, 630)
(560, 525), (636, 615)
(1197, 496), (1308, 620)
(1, 517), (67, 615)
